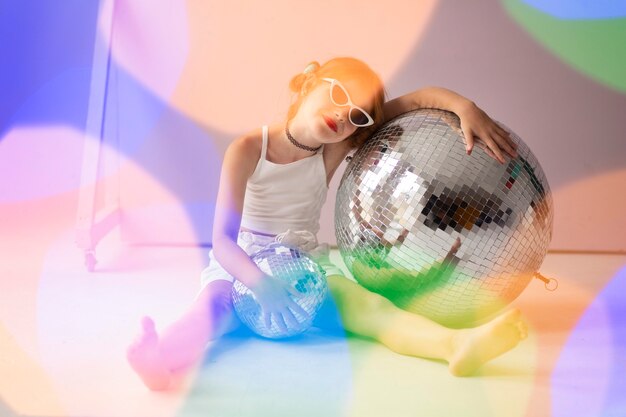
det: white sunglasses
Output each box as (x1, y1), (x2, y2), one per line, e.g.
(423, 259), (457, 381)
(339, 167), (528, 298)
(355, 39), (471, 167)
(321, 78), (375, 127)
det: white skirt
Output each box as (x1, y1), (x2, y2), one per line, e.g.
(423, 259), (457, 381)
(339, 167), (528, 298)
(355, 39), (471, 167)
(199, 229), (344, 290)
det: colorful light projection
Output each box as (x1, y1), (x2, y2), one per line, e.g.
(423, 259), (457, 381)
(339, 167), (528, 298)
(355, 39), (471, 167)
(502, 0), (626, 93)
(518, 0), (626, 19)
(2, 0), (442, 413)
(1, 0), (625, 415)
(552, 265), (626, 417)
(127, 0), (440, 133)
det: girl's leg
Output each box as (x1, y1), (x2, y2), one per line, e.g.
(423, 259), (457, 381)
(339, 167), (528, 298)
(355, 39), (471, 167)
(126, 280), (239, 391)
(326, 275), (528, 376)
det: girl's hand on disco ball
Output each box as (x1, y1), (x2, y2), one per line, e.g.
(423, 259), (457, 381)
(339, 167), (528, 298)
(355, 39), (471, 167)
(457, 102), (519, 164)
(250, 275), (308, 332)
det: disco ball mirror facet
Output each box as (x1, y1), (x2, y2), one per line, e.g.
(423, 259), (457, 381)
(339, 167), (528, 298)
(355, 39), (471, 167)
(335, 109), (553, 327)
(232, 243), (329, 338)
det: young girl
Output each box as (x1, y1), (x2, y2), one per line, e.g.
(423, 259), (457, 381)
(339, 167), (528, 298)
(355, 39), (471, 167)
(127, 57), (527, 391)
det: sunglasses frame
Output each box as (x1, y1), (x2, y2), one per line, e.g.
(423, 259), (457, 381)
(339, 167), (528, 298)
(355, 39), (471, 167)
(321, 78), (375, 127)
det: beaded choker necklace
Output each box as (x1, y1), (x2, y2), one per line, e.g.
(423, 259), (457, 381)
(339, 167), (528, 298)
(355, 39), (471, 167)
(285, 124), (322, 153)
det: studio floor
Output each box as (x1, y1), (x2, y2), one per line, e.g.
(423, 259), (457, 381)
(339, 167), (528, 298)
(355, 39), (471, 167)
(1, 228), (625, 417)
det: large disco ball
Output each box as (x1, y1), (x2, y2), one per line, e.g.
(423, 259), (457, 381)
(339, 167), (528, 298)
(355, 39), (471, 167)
(232, 243), (329, 338)
(335, 109), (553, 327)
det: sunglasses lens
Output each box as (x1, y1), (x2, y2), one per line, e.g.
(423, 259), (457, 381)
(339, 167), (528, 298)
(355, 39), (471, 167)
(350, 109), (371, 126)
(330, 84), (349, 105)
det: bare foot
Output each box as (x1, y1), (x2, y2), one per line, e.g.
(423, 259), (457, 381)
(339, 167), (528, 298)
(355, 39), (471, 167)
(126, 316), (172, 391)
(448, 308), (528, 376)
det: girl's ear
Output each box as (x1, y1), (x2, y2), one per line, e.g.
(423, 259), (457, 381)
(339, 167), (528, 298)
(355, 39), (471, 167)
(301, 76), (317, 96)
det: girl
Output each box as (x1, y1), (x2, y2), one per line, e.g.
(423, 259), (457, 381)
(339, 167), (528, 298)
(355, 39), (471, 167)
(127, 57), (527, 391)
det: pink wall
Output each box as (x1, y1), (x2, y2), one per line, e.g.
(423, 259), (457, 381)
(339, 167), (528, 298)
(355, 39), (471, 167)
(107, 1), (625, 252)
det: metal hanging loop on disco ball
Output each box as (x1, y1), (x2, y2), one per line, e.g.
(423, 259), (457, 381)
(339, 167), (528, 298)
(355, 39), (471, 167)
(534, 272), (559, 291)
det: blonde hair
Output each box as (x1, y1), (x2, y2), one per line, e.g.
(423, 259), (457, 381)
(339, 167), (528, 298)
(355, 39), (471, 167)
(287, 57), (386, 149)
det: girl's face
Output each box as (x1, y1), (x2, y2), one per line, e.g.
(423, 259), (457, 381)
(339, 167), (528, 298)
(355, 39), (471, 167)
(295, 77), (374, 143)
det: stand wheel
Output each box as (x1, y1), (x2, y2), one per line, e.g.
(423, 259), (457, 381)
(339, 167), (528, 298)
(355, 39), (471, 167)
(85, 251), (97, 272)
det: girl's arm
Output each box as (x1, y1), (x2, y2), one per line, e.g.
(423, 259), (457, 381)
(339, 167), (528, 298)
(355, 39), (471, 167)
(382, 86), (472, 122)
(382, 87), (518, 164)
(212, 133), (305, 330)
(211, 134), (265, 287)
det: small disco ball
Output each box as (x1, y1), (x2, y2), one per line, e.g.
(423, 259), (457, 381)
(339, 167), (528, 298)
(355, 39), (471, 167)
(232, 243), (329, 339)
(335, 108), (553, 328)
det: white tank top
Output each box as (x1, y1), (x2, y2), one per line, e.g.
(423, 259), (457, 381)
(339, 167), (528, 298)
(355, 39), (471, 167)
(240, 125), (329, 235)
